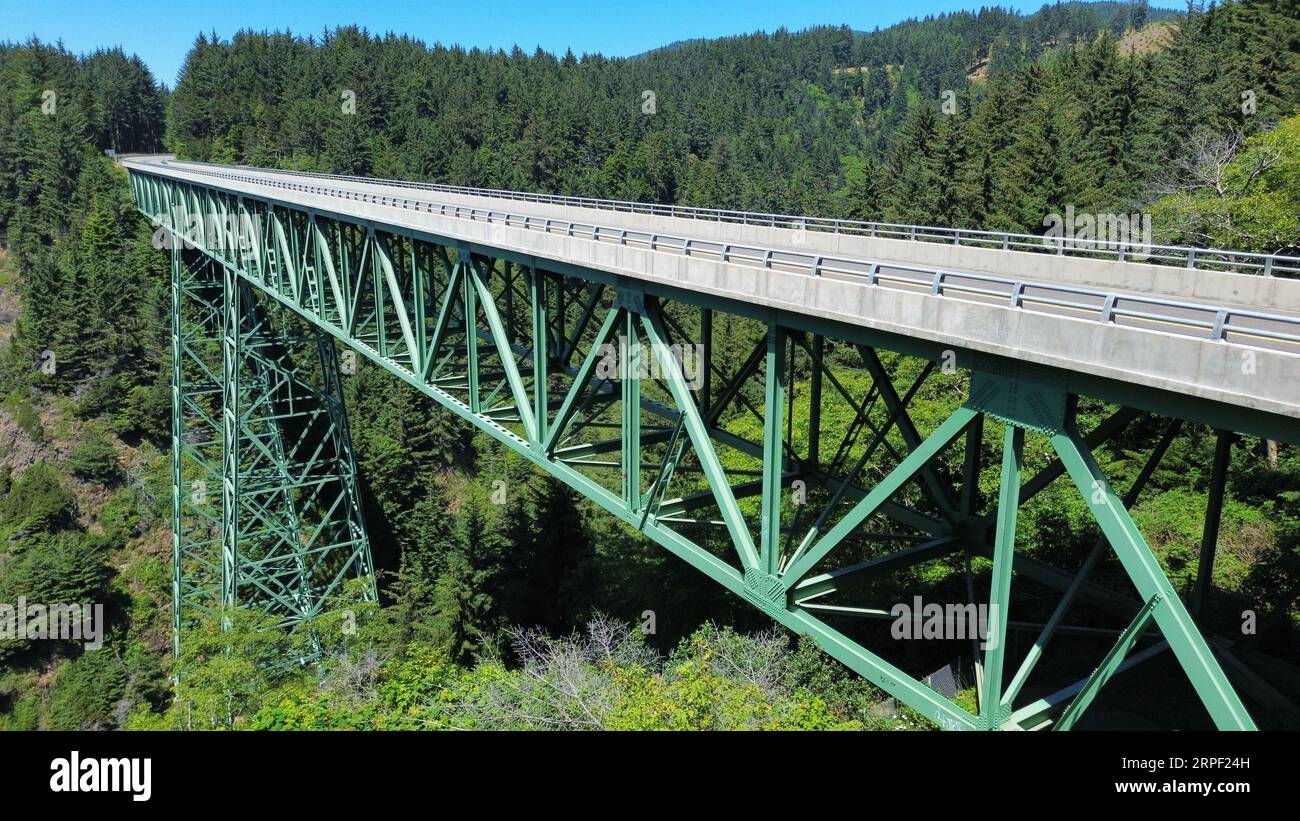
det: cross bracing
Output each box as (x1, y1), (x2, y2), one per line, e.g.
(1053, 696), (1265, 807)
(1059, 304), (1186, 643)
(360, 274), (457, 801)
(134, 164), (1300, 730)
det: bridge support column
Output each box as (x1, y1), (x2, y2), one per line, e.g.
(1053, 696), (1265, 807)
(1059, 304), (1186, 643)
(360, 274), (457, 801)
(759, 323), (786, 576)
(172, 251), (375, 661)
(171, 249), (225, 661)
(1192, 429), (1233, 618)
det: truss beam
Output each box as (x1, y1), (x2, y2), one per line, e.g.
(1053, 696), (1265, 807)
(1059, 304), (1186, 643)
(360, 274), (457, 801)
(134, 170), (1276, 730)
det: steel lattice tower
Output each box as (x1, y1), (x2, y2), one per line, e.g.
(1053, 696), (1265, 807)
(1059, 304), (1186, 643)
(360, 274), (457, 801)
(171, 235), (375, 660)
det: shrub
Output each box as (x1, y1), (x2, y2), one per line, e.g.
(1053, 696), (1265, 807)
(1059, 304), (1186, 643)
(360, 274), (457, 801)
(0, 463), (76, 534)
(67, 429), (121, 484)
(45, 650), (128, 730)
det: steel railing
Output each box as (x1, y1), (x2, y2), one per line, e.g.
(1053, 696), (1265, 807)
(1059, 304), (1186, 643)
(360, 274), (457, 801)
(129, 162), (1300, 353)
(161, 159), (1300, 278)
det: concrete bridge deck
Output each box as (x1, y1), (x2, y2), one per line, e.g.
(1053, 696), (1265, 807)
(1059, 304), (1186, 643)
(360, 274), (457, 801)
(123, 156), (1300, 422)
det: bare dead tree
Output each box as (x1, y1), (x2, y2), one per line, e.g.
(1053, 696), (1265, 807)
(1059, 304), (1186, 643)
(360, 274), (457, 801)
(1148, 127), (1284, 249)
(1152, 128), (1280, 199)
(691, 622), (790, 696)
(322, 647), (387, 704)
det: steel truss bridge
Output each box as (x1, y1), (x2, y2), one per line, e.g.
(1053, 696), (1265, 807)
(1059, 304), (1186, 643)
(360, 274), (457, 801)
(126, 156), (1300, 731)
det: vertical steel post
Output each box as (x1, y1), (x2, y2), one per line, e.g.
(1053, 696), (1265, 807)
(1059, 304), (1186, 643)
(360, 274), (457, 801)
(701, 307), (713, 416)
(462, 251), (479, 414)
(504, 260), (514, 346)
(169, 233), (183, 661)
(622, 309), (641, 511)
(761, 323), (786, 576)
(983, 425), (1023, 728)
(808, 334), (824, 470)
(220, 263), (241, 611)
(961, 416), (984, 516)
(1192, 430), (1232, 617)
(530, 266), (548, 449)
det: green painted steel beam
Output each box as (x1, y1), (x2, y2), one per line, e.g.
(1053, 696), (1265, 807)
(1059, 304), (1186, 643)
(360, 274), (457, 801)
(983, 425), (1022, 729)
(1054, 594), (1161, 731)
(1000, 418), (1182, 711)
(781, 406), (978, 588)
(760, 323), (786, 576)
(1050, 425), (1256, 730)
(622, 308), (642, 512)
(470, 256), (538, 442)
(544, 307), (622, 454)
(1192, 430), (1232, 618)
(791, 536), (962, 601)
(640, 299), (760, 571)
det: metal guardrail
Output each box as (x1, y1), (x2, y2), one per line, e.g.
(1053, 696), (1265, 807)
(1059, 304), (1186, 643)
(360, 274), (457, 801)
(130, 162), (1300, 353)
(164, 159), (1300, 278)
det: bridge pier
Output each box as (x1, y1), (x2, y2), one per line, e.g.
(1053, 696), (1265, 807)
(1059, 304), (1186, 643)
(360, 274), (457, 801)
(170, 238), (376, 662)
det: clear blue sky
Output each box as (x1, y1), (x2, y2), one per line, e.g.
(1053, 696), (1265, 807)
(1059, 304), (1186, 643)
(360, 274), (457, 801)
(2, 0), (1159, 88)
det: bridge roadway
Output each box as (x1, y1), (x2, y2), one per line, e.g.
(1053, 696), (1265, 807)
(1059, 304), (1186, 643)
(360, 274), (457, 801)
(123, 156), (1300, 427)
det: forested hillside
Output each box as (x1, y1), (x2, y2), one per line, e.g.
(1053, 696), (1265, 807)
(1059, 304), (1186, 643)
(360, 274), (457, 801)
(1, 1), (1299, 730)
(167, 0), (1296, 249)
(0, 40), (172, 729)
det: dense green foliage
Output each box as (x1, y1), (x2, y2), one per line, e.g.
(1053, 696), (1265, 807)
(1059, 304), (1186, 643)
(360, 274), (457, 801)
(133, 610), (892, 730)
(0, 1), (1298, 730)
(0, 40), (171, 437)
(1152, 113), (1300, 251)
(0, 39), (171, 729)
(67, 427), (122, 484)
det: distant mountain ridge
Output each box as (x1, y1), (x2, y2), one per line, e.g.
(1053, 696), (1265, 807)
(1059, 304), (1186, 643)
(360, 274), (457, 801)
(630, 1), (1182, 59)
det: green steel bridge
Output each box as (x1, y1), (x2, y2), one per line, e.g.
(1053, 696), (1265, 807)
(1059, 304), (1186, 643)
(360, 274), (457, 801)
(125, 156), (1300, 731)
